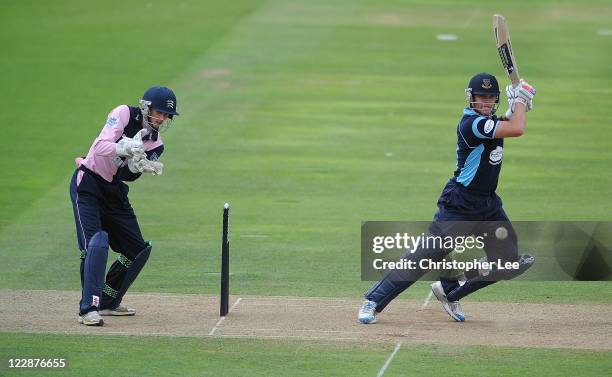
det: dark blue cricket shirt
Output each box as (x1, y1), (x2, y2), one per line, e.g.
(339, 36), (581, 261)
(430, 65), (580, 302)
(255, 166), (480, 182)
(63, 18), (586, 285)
(451, 107), (504, 194)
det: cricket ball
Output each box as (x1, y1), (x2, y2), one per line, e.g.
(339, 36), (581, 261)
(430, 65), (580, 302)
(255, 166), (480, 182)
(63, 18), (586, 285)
(495, 226), (508, 240)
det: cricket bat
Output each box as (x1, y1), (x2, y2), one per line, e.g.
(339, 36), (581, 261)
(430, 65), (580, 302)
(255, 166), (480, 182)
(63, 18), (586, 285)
(493, 14), (520, 87)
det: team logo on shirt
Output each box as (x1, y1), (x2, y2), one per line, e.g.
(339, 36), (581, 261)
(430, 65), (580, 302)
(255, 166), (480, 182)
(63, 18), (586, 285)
(484, 119), (495, 133)
(489, 146), (503, 165)
(105, 117), (119, 128)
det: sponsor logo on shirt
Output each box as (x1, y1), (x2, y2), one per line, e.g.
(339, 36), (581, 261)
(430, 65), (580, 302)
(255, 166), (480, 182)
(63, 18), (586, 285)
(106, 117), (119, 128)
(489, 146), (503, 165)
(484, 119), (495, 134)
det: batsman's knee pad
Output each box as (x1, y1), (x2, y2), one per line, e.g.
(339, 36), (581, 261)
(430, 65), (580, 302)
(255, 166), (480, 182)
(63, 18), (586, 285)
(81, 231), (109, 312)
(102, 244), (152, 309)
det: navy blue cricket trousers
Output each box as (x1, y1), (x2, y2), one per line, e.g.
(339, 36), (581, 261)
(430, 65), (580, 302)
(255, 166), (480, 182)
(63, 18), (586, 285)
(365, 180), (519, 311)
(69, 167), (146, 257)
(69, 167), (147, 312)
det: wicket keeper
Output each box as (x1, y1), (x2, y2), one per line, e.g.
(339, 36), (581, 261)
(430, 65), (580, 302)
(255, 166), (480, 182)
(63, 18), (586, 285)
(358, 73), (536, 324)
(69, 87), (178, 326)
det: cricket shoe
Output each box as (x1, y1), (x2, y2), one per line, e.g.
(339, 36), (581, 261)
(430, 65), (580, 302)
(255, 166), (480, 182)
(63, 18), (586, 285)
(100, 305), (136, 316)
(431, 281), (465, 322)
(358, 300), (378, 324)
(78, 311), (104, 326)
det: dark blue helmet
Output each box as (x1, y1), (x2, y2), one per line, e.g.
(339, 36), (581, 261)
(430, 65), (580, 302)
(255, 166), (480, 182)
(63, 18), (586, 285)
(465, 73), (500, 114)
(141, 86), (179, 118)
(467, 73), (500, 96)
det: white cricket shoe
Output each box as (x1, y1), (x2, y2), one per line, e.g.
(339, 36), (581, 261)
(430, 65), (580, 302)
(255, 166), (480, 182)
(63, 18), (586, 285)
(358, 300), (378, 324)
(78, 311), (104, 326)
(100, 305), (136, 316)
(431, 281), (465, 322)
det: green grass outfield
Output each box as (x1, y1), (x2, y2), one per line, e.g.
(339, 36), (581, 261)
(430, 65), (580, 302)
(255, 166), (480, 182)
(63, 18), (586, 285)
(1, 333), (611, 377)
(1, 0), (611, 375)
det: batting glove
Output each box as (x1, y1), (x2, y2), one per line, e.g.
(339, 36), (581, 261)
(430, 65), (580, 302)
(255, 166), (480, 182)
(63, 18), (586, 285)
(504, 84), (517, 119)
(515, 79), (536, 112)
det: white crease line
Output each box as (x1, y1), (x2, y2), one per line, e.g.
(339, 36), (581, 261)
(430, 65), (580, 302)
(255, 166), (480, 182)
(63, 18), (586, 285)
(240, 296), (352, 301)
(208, 297), (242, 336)
(422, 291), (433, 309)
(229, 297), (243, 312)
(222, 328), (375, 335)
(377, 341), (402, 377)
(217, 334), (364, 341)
(376, 291), (431, 376)
(239, 302), (352, 306)
(14, 330), (396, 343)
(208, 317), (226, 336)
(120, 292), (218, 298)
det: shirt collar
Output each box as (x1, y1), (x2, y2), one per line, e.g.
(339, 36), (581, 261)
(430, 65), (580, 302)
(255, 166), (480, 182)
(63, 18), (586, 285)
(463, 107), (478, 116)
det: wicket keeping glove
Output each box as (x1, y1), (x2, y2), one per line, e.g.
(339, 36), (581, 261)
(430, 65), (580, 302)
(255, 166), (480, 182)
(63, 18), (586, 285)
(127, 153), (146, 173)
(116, 130), (145, 158)
(142, 160), (163, 176)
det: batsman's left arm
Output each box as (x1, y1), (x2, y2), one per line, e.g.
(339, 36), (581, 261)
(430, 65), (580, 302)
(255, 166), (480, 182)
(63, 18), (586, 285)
(495, 102), (527, 138)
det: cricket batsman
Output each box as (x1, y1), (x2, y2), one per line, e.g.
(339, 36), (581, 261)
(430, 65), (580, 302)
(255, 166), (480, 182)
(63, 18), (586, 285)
(358, 73), (536, 324)
(69, 86), (178, 326)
